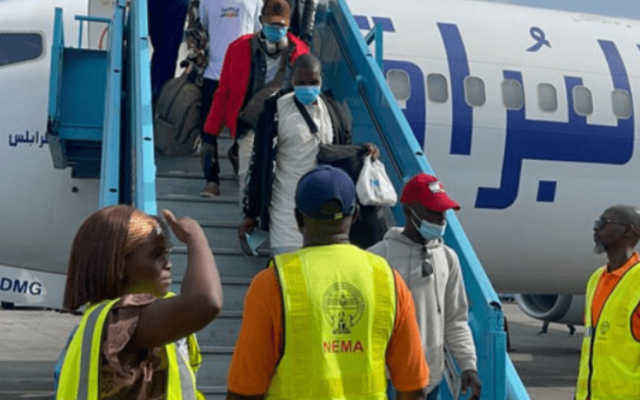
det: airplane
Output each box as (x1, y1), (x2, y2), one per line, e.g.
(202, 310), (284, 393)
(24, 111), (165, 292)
(0, 0), (116, 308)
(2, 0), (637, 327)
(348, 0), (640, 325)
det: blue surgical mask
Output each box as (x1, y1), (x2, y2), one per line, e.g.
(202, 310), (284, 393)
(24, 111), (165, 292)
(411, 208), (446, 241)
(262, 24), (287, 43)
(294, 85), (321, 105)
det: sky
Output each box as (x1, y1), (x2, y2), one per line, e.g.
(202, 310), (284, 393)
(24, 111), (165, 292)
(483, 0), (640, 20)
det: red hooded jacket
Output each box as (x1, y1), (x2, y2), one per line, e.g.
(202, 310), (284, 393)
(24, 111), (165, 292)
(203, 32), (309, 138)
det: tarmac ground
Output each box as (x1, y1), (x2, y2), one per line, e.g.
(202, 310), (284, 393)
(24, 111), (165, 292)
(0, 303), (581, 399)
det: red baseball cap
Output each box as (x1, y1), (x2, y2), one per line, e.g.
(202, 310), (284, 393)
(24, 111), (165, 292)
(400, 173), (460, 212)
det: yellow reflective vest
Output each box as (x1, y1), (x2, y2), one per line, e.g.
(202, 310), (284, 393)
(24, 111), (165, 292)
(576, 263), (640, 400)
(55, 296), (203, 400)
(267, 244), (397, 400)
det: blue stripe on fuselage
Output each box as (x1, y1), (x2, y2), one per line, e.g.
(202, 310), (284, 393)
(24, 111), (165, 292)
(475, 40), (634, 209)
(383, 60), (426, 147)
(438, 23), (473, 156)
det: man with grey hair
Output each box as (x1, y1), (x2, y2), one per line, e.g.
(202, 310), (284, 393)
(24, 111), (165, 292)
(575, 204), (640, 399)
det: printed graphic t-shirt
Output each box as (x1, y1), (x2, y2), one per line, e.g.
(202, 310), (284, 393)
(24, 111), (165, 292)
(200, 0), (262, 80)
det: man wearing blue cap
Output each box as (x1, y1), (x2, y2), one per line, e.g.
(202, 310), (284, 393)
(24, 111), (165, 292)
(226, 166), (429, 400)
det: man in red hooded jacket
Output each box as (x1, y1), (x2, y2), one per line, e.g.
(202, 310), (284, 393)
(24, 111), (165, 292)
(199, 0), (309, 197)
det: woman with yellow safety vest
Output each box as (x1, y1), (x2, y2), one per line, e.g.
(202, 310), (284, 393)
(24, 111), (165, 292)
(55, 205), (223, 399)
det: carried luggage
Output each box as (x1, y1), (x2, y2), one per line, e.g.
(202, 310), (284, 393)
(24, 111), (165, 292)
(293, 96), (389, 249)
(153, 72), (202, 156)
(356, 155), (398, 206)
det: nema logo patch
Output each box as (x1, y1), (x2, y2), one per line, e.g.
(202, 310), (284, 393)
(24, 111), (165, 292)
(322, 282), (365, 334)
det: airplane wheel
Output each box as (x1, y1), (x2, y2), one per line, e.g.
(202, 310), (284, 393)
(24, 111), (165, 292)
(1, 301), (15, 310)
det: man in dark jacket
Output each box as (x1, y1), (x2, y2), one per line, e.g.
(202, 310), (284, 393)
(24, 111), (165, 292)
(239, 54), (354, 254)
(287, 0), (316, 44)
(149, 0), (189, 102)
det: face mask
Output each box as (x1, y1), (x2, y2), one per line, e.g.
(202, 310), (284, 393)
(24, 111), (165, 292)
(411, 208), (446, 241)
(262, 24), (287, 43)
(294, 85), (321, 105)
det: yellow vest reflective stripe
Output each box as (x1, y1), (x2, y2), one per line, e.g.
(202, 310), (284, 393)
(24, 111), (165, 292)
(163, 292), (204, 375)
(55, 297), (200, 400)
(267, 244), (396, 400)
(576, 264), (640, 400)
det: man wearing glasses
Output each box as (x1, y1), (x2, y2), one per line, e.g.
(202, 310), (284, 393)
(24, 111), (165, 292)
(368, 173), (481, 400)
(575, 205), (640, 399)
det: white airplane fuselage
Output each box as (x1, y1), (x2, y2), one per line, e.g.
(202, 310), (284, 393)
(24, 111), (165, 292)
(1, 0), (637, 324)
(349, 0), (640, 296)
(0, 0), (101, 307)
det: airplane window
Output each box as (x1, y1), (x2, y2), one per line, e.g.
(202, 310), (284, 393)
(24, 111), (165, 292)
(538, 83), (558, 112)
(501, 79), (524, 110)
(0, 33), (43, 67)
(612, 89), (632, 119)
(464, 77), (486, 107)
(427, 73), (448, 103)
(386, 69), (411, 102)
(573, 86), (593, 116)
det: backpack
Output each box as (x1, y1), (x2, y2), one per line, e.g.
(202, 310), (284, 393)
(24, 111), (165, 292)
(153, 72), (202, 156)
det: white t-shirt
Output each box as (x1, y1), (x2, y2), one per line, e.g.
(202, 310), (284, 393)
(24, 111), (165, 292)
(269, 93), (334, 249)
(265, 55), (282, 83)
(200, 0), (262, 80)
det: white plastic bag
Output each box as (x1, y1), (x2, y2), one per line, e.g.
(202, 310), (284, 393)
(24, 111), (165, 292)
(356, 155), (397, 206)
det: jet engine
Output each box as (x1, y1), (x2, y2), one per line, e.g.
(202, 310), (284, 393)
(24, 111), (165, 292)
(514, 294), (585, 326)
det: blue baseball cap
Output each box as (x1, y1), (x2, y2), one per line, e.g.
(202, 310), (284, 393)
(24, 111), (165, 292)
(295, 165), (356, 220)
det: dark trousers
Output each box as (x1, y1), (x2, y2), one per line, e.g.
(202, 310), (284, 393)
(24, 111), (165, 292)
(388, 382), (440, 399)
(148, 0), (189, 101)
(201, 78), (220, 184)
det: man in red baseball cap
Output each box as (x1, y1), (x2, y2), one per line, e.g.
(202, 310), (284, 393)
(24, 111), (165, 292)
(368, 173), (482, 400)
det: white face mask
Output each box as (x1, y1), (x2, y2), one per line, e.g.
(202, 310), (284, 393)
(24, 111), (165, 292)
(411, 208), (446, 241)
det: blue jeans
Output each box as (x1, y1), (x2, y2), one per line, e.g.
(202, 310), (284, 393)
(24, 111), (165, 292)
(386, 379), (396, 400)
(148, 0), (189, 101)
(427, 386), (441, 400)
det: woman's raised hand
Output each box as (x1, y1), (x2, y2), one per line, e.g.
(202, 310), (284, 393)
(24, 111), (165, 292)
(162, 209), (204, 244)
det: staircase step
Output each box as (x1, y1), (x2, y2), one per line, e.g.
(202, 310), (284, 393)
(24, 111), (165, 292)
(201, 223), (243, 249)
(158, 196), (240, 222)
(195, 348), (234, 387)
(157, 172), (237, 181)
(156, 154), (237, 176)
(156, 142), (249, 393)
(216, 136), (236, 156)
(171, 247), (269, 280)
(157, 176), (240, 198)
(173, 277), (252, 286)
(170, 278), (249, 312)
(199, 386), (226, 397)
(155, 133), (237, 173)
(197, 312), (243, 348)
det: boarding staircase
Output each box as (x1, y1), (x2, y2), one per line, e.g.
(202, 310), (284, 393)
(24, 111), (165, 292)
(46, 0), (530, 398)
(156, 140), (264, 397)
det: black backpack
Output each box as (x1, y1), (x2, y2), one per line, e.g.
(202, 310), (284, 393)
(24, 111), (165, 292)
(153, 73), (201, 156)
